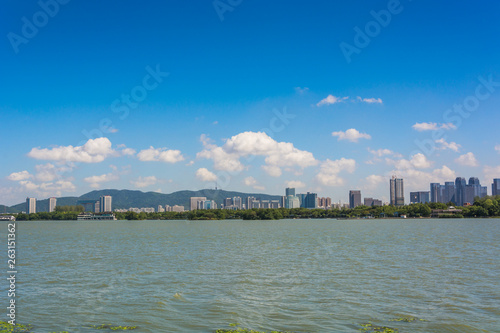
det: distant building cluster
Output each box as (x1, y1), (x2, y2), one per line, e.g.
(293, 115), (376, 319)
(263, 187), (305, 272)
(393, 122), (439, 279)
(77, 195), (113, 213)
(19, 177), (500, 215)
(427, 177), (488, 206)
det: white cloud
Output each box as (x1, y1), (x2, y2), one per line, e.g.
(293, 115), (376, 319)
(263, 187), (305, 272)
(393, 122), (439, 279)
(316, 95), (348, 106)
(366, 148), (402, 164)
(455, 152), (479, 167)
(121, 148), (136, 156)
(484, 165), (500, 182)
(285, 180), (306, 188)
(295, 87), (309, 94)
(495, 145), (500, 153)
(198, 132), (318, 175)
(332, 128), (371, 143)
(262, 165), (282, 177)
(28, 137), (115, 163)
(84, 173), (119, 188)
(8, 171), (32, 181)
(435, 138), (461, 152)
(137, 147), (185, 163)
(185, 161), (195, 166)
(196, 168), (217, 182)
(357, 96), (383, 104)
(243, 176), (265, 191)
(412, 122), (457, 131)
(386, 153), (432, 170)
(364, 175), (385, 190)
(130, 176), (158, 188)
(315, 158), (356, 186)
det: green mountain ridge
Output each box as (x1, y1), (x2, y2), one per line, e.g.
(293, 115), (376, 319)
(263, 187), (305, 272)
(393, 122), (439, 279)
(4, 189), (282, 213)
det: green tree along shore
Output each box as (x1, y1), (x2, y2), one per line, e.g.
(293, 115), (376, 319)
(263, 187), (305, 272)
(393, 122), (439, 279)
(7, 196), (500, 221)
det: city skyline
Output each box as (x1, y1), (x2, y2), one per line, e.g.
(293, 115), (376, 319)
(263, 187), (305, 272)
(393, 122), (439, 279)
(2, 1), (500, 206)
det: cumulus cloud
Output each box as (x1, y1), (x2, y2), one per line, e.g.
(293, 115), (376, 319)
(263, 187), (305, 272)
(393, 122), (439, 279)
(130, 176), (158, 188)
(332, 128), (371, 142)
(137, 146), (185, 163)
(435, 138), (461, 152)
(8, 171), (32, 181)
(455, 152), (479, 167)
(28, 137), (115, 163)
(412, 122), (457, 131)
(484, 165), (500, 182)
(366, 148), (402, 164)
(495, 145), (500, 153)
(84, 173), (119, 188)
(285, 180), (306, 188)
(197, 132), (318, 176)
(364, 175), (385, 190)
(357, 96), (383, 104)
(316, 95), (348, 106)
(243, 176), (265, 191)
(390, 165), (456, 191)
(315, 158), (356, 186)
(196, 168), (217, 182)
(386, 153), (432, 170)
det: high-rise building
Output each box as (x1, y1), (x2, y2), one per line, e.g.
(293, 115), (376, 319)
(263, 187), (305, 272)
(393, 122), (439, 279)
(285, 188), (295, 197)
(247, 196), (256, 210)
(492, 179), (500, 196)
(364, 197), (382, 206)
(99, 195), (112, 212)
(190, 197), (207, 210)
(455, 177), (466, 206)
(285, 195), (300, 208)
(410, 191), (430, 204)
(304, 192), (318, 208)
(270, 200), (280, 209)
(224, 198), (233, 208)
(26, 197), (36, 214)
(443, 182), (456, 204)
(318, 197), (332, 208)
(233, 197), (242, 209)
(49, 197), (57, 212)
(296, 193), (307, 208)
(390, 176), (404, 206)
(349, 190), (361, 208)
(430, 183), (441, 203)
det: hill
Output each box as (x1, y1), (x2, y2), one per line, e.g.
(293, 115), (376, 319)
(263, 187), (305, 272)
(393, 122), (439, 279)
(5, 189), (282, 212)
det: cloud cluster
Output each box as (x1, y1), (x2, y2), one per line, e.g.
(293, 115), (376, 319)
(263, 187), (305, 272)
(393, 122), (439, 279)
(197, 132), (318, 177)
(137, 146), (185, 163)
(435, 138), (461, 152)
(28, 138), (116, 163)
(316, 95), (383, 106)
(455, 152), (479, 167)
(386, 153), (432, 170)
(412, 122), (456, 132)
(243, 176), (265, 191)
(315, 158), (356, 186)
(84, 173), (119, 189)
(332, 128), (371, 143)
(196, 168), (217, 182)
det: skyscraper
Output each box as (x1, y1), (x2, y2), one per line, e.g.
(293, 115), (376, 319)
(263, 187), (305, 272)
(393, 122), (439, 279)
(349, 190), (361, 208)
(190, 197), (207, 210)
(49, 197), (57, 213)
(455, 177), (466, 206)
(444, 182), (456, 204)
(410, 191), (430, 204)
(390, 176), (404, 206)
(493, 179), (500, 196)
(304, 192), (318, 209)
(430, 183), (441, 203)
(233, 196), (242, 209)
(26, 197), (36, 214)
(99, 195), (112, 212)
(285, 187), (295, 197)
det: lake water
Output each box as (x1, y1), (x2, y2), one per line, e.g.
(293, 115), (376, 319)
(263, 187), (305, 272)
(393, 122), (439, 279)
(1, 218), (499, 332)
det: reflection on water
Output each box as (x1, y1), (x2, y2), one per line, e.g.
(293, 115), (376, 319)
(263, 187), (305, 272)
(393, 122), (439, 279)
(2, 219), (499, 332)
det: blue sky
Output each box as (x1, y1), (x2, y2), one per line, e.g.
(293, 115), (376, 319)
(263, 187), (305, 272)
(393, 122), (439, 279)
(1, 0), (500, 206)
